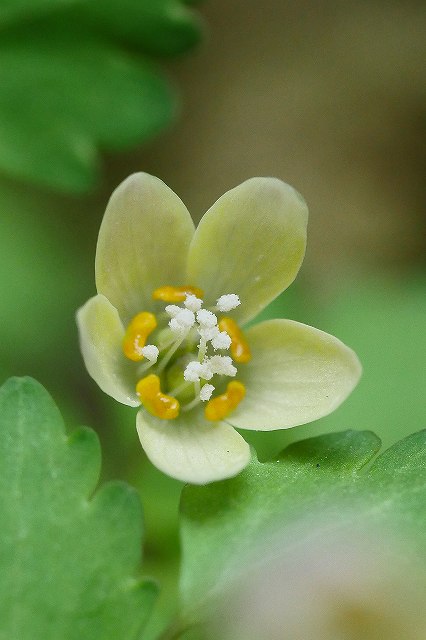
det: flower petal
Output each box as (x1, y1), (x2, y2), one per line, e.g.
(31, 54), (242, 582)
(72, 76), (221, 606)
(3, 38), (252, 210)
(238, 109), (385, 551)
(228, 319), (362, 430)
(96, 172), (195, 323)
(187, 178), (308, 325)
(136, 409), (251, 484)
(77, 294), (139, 407)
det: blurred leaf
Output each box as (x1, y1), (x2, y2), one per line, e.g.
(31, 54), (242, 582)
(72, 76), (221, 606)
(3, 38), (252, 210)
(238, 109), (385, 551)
(0, 179), (95, 426)
(180, 429), (425, 621)
(77, 0), (203, 56)
(0, 25), (176, 192)
(0, 377), (157, 639)
(0, 0), (203, 192)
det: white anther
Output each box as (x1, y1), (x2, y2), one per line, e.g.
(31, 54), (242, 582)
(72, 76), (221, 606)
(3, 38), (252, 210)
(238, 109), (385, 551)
(211, 331), (232, 350)
(169, 309), (195, 335)
(208, 355), (237, 377)
(169, 318), (184, 335)
(198, 325), (220, 342)
(184, 360), (213, 382)
(216, 293), (241, 312)
(200, 384), (215, 401)
(176, 309), (195, 327)
(196, 309), (218, 327)
(165, 304), (181, 318)
(184, 293), (203, 312)
(168, 318), (188, 336)
(141, 345), (159, 363)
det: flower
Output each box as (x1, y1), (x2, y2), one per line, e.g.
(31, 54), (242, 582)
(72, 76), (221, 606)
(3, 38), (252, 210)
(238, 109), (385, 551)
(77, 173), (361, 484)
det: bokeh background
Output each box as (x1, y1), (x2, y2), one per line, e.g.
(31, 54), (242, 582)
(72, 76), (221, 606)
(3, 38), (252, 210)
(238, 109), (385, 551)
(1, 1), (425, 637)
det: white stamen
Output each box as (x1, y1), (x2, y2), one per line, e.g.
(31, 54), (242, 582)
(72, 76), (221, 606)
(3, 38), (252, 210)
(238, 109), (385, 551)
(200, 384), (215, 401)
(198, 325), (220, 342)
(208, 355), (237, 377)
(211, 331), (232, 350)
(169, 318), (185, 335)
(141, 345), (159, 362)
(177, 309), (196, 327)
(184, 360), (213, 382)
(165, 304), (181, 318)
(184, 294), (203, 312)
(216, 293), (241, 312)
(196, 309), (218, 327)
(169, 309), (195, 335)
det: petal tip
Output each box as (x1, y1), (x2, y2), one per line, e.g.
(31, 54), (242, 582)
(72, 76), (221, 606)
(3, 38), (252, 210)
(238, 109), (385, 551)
(241, 176), (309, 221)
(136, 411), (251, 484)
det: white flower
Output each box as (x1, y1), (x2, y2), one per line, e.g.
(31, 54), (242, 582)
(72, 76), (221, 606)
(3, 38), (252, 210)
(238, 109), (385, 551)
(77, 173), (361, 484)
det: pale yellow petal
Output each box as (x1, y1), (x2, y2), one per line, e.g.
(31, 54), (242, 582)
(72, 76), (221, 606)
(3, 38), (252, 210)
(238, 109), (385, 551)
(96, 172), (195, 324)
(136, 409), (251, 484)
(187, 178), (308, 325)
(76, 294), (139, 406)
(229, 319), (361, 430)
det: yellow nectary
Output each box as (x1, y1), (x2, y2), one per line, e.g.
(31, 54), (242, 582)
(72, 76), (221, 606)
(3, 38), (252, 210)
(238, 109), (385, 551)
(136, 374), (180, 420)
(205, 381), (246, 421)
(218, 317), (251, 363)
(152, 285), (204, 303)
(123, 312), (157, 361)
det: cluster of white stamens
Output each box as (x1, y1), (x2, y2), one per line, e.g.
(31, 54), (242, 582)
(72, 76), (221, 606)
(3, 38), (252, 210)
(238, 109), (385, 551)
(164, 292), (240, 401)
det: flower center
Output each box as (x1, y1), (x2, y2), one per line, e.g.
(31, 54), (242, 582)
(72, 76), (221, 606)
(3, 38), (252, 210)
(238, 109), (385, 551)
(122, 286), (251, 421)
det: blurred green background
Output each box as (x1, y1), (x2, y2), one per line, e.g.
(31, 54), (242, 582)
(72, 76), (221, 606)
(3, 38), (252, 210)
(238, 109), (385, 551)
(0, 1), (425, 638)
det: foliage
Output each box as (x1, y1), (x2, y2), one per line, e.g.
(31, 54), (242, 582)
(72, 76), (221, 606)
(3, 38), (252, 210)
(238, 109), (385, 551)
(0, 377), (156, 639)
(180, 429), (426, 624)
(0, 0), (202, 192)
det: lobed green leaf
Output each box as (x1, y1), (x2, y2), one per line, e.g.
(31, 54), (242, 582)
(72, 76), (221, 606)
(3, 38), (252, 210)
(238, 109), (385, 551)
(0, 377), (157, 640)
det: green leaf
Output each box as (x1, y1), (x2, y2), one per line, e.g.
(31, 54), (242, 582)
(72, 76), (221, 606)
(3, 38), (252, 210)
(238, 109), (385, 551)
(180, 429), (425, 621)
(0, 377), (157, 639)
(0, 0), (203, 192)
(76, 0), (203, 56)
(0, 25), (176, 192)
(0, 0), (202, 55)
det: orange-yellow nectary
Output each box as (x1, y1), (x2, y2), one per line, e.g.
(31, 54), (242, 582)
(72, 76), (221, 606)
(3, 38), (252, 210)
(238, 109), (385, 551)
(136, 374), (180, 420)
(218, 317), (251, 363)
(123, 312), (157, 362)
(152, 285), (204, 303)
(204, 380), (246, 421)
